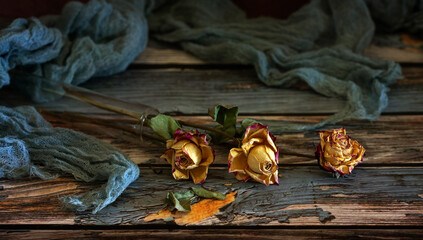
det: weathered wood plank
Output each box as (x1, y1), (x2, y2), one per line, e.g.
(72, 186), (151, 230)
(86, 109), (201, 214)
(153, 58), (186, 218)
(364, 45), (423, 64)
(1, 229), (422, 240)
(43, 114), (423, 165)
(1, 67), (423, 115)
(134, 40), (423, 65)
(1, 167), (422, 226)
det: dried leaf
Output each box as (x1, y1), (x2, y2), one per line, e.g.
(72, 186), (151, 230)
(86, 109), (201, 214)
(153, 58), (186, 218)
(192, 187), (226, 200)
(165, 190), (195, 212)
(209, 105), (238, 128)
(149, 114), (181, 140)
(208, 105), (239, 143)
(208, 125), (236, 144)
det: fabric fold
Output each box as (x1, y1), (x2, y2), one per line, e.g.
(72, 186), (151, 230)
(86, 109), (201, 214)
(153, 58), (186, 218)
(0, 106), (139, 213)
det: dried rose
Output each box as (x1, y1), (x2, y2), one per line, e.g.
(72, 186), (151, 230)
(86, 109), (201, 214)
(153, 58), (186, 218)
(228, 124), (279, 186)
(316, 128), (365, 176)
(161, 129), (214, 184)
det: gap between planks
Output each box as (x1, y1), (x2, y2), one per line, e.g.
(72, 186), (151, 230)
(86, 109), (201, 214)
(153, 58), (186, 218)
(1, 228), (423, 239)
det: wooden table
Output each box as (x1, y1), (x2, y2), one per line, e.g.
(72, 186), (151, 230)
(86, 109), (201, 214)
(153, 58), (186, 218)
(0, 40), (422, 239)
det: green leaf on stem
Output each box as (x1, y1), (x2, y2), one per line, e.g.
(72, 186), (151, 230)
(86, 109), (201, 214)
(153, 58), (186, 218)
(208, 105), (239, 143)
(208, 125), (236, 144)
(192, 187), (226, 200)
(149, 114), (181, 140)
(209, 105), (238, 128)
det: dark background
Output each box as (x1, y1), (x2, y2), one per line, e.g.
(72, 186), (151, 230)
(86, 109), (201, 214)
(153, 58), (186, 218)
(0, 0), (310, 19)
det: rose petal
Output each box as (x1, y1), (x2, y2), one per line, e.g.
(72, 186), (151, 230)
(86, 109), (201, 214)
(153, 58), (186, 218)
(228, 148), (248, 173)
(175, 156), (197, 170)
(265, 133), (278, 153)
(166, 140), (174, 149)
(333, 165), (352, 175)
(245, 167), (272, 186)
(247, 145), (274, 174)
(275, 146), (280, 164)
(246, 128), (267, 140)
(172, 166), (189, 180)
(182, 143), (202, 165)
(173, 129), (183, 139)
(170, 153), (190, 180)
(264, 144), (277, 164)
(234, 172), (251, 182)
(171, 139), (191, 150)
(190, 166), (208, 184)
(272, 169), (279, 185)
(189, 135), (200, 145)
(241, 137), (264, 155)
(244, 123), (267, 140)
(160, 149), (174, 164)
(200, 134), (208, 145)
(199, 144), (214, 166)
(245, 127), (277, 153)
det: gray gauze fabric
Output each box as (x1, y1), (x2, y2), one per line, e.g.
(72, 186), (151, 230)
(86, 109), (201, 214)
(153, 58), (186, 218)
(1, 0), (154, 102)
(0, 106), (139, 213)
(148, 0), (422, 132)
(0, 0), (150, 213)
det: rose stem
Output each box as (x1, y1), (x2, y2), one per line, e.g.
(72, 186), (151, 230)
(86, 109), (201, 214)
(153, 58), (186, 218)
(39, 109), (166, 143)
(54, 87), (240, 142)
(62, 86), (142, 119)
(41, 108), (315, 159)
(177, 120), (240, 144)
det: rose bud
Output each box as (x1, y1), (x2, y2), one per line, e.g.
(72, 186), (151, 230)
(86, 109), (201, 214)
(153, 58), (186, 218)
(161, 129), (214, 184)
(316, 128), (365, 176)
(228, 124), (279, 186)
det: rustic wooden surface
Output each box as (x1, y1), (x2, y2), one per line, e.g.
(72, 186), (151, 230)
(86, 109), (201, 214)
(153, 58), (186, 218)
(2, 67), (423, 114)
(0, 37), (423, 239)
(2, 229), (423, 240)
(1, 166), (423, 226)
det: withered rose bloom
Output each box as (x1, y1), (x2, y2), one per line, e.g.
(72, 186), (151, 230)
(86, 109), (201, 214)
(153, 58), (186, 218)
(316, 128), (365, 176)
(161, 129), (214, 184)
(228, 124), (279, 186)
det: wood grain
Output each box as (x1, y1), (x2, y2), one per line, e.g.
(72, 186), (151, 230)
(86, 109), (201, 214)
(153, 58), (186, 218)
(1, 29), (422, 231)
(1, 66), (423, 115)
(364, 45), (423, 64)
(42, 114), (423, 165)
(133, 40), (423, 65)
(1, 229), (423, 240)
(1, 167), (422, 226)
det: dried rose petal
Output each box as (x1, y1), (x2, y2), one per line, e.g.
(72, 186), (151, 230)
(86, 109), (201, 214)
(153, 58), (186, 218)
(316, 128), (365, 176)
(161, 129), (214, 184)
(228, 124), (279, 186)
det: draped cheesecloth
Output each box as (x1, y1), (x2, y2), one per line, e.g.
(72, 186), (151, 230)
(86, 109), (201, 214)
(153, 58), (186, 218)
(0, 0), (422, 212)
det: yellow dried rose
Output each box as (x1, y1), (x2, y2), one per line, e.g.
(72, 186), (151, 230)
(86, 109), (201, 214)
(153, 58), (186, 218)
(161, 129), (214, 184)
(316, 128), (365, 176)
(228, 124), (279, 186)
